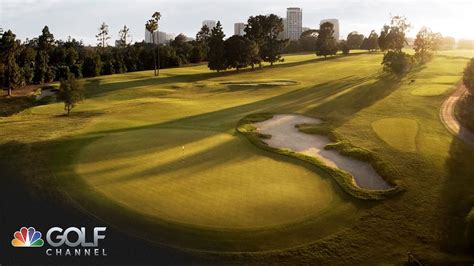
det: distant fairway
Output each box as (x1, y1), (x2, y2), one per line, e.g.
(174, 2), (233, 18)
(2, 50), (474, 261)
(76, 128), (335, 228)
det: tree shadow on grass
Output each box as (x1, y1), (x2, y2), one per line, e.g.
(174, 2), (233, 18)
(82, 52), (373, 100)
(438, 136), (474, 258)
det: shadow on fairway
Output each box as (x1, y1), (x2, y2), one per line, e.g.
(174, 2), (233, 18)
(439, 136), (474, 256)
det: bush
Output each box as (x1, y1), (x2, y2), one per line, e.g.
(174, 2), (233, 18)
(382, 51), (413, 75)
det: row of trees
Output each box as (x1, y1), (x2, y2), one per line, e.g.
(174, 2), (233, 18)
(204, 15), (287, 72)
(0, 22), (216, 95)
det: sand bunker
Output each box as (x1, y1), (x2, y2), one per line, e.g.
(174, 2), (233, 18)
(254, 114), (392, 190)
(221, 80), (298, 86)
(36, 88), (57, 100)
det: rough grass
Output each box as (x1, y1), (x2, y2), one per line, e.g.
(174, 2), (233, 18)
(372, 118), (419, 152)
(1, 51), (474, 262)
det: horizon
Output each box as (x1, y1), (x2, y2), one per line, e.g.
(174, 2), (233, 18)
(1, 0), (473, 45)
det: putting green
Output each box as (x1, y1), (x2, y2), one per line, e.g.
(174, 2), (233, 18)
(372, 118), (419, 152)
(75, 128), (336, 229)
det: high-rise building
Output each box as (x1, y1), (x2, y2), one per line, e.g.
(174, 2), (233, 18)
(234, 23), (246, 36)
(278, 18), (288, 40)
(145, 30), (174, 44)
(320, 19), (340, 41)
(286, 7), (302, 40)
(202, 20), (217, 30)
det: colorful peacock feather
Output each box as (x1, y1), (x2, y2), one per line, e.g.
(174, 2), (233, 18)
(11, 227), (44, 247)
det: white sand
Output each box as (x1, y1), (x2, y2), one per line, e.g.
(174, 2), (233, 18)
(36, 88), (56, 100)
(254, 114), (392, 190)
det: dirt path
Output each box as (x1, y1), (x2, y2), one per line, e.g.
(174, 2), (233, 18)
(254, 114), (392, 190)
(440, 84), (474, 147)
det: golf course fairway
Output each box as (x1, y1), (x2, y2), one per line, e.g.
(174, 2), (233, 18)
(2, 51), (474, 262)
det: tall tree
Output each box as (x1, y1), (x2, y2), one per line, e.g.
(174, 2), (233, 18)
(366, 30), (380, 51)
(34, 26), (55, 84)
(414, 27), (441, 63)
(96, 22), (111, 48)
(207, 21), (226, 72)
(346, 31), (365, 49)
(378, 25), (390, 52)
(224, 35), (258, 71)
(145, 12), (161, 76)
(385, 15), (411, 52)
(338, 40), (350, 55)
(315, 22), (338, 58)
(380, 16), (413, 75)
(57, 74), (83, 115)
(244, 14), (285, 67)
(196, 25), (211, 61)
(0, 30), (22, 96)
(117, 25), (131, 47)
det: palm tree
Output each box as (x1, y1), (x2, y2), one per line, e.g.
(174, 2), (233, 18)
(145, 12), (161, 76)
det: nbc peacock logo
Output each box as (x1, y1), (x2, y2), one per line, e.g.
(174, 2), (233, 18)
(11, 227), (44, 247)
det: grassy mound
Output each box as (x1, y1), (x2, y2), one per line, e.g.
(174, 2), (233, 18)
(372, 118), (419, 152)
(237, 113), (403, 200)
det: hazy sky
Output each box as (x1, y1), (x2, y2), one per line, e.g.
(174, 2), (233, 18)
(1, 0), (473, 45)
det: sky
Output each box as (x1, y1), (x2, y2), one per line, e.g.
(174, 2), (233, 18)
(1, 0), (473, 45)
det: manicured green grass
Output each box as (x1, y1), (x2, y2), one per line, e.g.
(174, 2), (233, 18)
(1, 51), (473, 263)
(372, 118), (419, 152)
(76, 127), (337, 229)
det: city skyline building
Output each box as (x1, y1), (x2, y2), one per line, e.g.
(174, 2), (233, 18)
(234, 23), (246, 36)
(202, 20), (217, 30)
(286, 7), (302, 40)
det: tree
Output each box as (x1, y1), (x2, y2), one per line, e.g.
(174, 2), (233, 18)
(385, 15), (411, 52)
(378, 25), (390, 52)
(346, 31), (364, 49)
(171, 34), (193, 64)
(82, 52), (102, 77)
(207, 21), (226, 72)
(34, 26), (54, 84)
(338, 40), (350, 55)
(463, 58), (474, 95)
(441, 36), (455, 50)
(382, 51), (413, 75)
(145, 12), (161, 76)
(244, 14), (285, 67)
(414, 27), (441, 63)
(315, 22), (338, 58)
(0, 30), (22, 96)
(458, 39), (474, 50)
(224, 35), (258, 71)
(196, 25), (211, 61)
(380, 16), (413, 75)
(96, 22), (111, 48)
(57, 74), (83, 115)
(366, 30), (380, 51)
(117, 25), (131, 47)
(261, 37), (286, 65)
